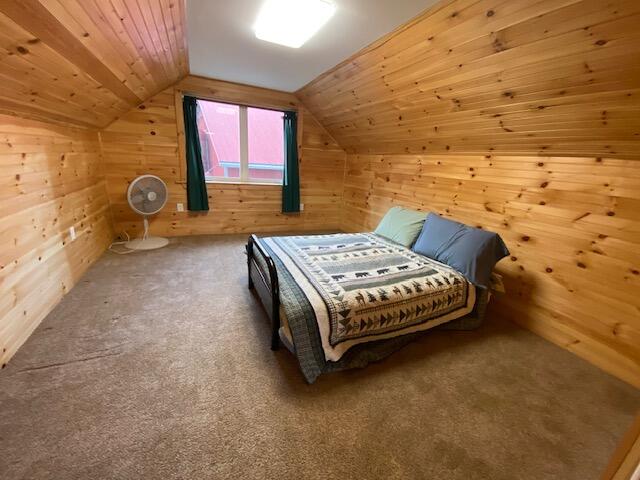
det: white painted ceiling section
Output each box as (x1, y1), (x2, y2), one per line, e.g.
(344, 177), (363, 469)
(187, 0), (439, 92)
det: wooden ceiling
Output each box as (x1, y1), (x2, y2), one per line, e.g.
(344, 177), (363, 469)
(297, 0), (640, 159)
(0, 0), (188, 128)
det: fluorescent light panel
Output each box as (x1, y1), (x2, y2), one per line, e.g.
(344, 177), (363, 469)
(254, 0), (336, 49)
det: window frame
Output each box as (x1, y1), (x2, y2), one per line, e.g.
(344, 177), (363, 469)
(186, 95), (287, 186)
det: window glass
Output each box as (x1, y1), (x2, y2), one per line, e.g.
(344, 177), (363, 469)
(194, 99), (285, 184)
(247, 107), (284, 182)
(196, 100), (240, 179)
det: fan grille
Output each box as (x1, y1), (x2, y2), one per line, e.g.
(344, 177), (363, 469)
(127, 175), (168, 215)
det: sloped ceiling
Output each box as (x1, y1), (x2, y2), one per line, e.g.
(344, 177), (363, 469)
(0, 0), (188, 128)
(297, 0), (640, 159)
(3, 0), (638, 162)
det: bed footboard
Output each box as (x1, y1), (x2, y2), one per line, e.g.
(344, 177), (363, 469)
(247, 235), (280, 350)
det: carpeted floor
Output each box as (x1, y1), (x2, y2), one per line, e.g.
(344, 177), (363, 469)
(1, 235), (638, 479)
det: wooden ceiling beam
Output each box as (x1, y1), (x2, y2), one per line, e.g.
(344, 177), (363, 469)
(0, 96), (96, 128)
(0, 0), (142, 106)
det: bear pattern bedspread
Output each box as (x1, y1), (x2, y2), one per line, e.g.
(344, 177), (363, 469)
(260, 233), (476, 366)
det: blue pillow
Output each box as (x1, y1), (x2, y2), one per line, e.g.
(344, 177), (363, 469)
(412, 213), (509, 289)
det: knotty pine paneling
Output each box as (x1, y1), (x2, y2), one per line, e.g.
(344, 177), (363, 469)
(0, 0), (188, 128)
(342, 153), (640, 386)
(100, 76), (346, 237)
(297, 0), (640, 159)
(0, 114), (113, 368)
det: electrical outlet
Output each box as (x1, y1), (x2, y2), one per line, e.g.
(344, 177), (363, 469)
(69, 226), (76, 241)
(176, 203), (185, 212)
(300, 203), (304, 211)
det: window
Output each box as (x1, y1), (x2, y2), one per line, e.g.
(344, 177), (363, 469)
(195, 99), (285, 184)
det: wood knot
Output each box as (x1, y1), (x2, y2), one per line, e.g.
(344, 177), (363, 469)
(486, 9), (495, 17)
(577, 262), (587, 269)
(521, 235), (530, 242)
(595, 39), (607, 46)
(540, 181), (549, 188)
(545, 267), (553, 273)
(16, 46), (29, 54)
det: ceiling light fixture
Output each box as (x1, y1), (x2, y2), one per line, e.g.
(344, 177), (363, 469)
(253, 0), (336, 49)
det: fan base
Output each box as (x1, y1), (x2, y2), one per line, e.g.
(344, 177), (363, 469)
(124, 236), (169, 251)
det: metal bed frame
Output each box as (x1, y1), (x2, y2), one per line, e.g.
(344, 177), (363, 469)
(247, 234), (281, 351)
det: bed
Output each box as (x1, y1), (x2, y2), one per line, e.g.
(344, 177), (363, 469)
(247, 232), (491, 383)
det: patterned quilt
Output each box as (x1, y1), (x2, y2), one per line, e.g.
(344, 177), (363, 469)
(260, 233), (475, 365)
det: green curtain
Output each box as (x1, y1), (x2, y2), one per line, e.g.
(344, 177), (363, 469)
(282, 111), (300, 213)
(182, 95), (209, 211)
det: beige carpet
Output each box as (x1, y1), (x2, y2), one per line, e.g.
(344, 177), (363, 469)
(0, 234), (638, 479)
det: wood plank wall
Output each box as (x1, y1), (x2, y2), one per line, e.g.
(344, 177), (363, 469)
(0, 0), (188, 128)
(100, 75), (347, 237)
(0, 114), (113, 368)
(298, 0), (640, 386)
(342, 154), (640, 387)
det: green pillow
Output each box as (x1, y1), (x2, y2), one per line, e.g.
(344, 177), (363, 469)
(374, 206), (428, 247)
